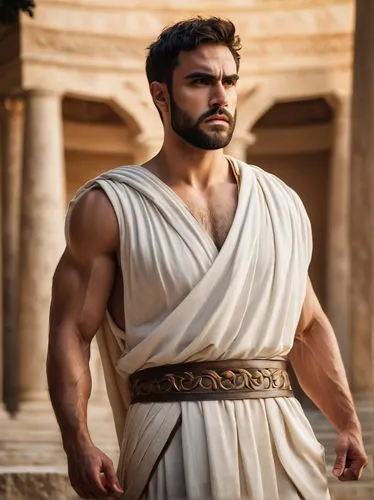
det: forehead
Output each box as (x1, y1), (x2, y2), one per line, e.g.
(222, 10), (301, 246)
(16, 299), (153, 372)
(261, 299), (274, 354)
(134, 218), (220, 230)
(175, 44), (237, 76)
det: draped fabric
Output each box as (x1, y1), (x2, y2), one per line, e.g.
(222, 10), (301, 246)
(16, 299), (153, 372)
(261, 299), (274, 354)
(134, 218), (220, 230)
(66, 159), (330, 500)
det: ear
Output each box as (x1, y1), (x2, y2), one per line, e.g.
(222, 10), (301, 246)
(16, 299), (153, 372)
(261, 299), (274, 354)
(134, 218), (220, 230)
(150, 82), (169, 115)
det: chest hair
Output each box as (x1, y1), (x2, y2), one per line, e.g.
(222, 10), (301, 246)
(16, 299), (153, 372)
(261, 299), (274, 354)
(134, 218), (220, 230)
(179, 184), (238, 250)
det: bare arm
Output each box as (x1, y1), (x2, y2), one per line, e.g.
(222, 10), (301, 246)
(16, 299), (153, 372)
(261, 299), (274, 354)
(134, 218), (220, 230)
(47, 189), (123, 497)
(289, 278), (367, 480)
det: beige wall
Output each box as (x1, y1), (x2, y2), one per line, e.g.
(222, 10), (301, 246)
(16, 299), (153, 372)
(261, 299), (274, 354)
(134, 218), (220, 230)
(65, 150), (133, 202)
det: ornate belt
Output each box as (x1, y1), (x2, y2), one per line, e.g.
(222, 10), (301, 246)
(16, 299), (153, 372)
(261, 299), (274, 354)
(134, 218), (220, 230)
(130, 359), (293, 403)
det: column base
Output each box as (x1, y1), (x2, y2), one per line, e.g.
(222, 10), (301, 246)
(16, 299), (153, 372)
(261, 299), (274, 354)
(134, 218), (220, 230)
(0, 398), (119, 468)
(0, 406), (11, 421)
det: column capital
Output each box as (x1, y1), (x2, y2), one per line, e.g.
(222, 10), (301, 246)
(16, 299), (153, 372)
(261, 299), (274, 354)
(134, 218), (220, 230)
(225, 133), (256, 162)
(325, 93), (351, 115)
(135, 134), (163, 147)
(23, 89), (63, 100)
(230, 133), (256, 147)
(134, 135), (163, 164)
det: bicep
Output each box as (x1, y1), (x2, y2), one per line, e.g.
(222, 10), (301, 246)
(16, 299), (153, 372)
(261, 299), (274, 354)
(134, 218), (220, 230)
(49, 249), (116, 343)
(49, 188), (119, 342)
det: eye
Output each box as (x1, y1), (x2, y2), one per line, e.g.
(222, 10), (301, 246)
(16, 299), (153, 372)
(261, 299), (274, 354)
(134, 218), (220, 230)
(223, 78), (238, 87)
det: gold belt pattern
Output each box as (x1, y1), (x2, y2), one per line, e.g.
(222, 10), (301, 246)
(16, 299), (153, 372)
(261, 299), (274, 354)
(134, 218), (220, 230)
(130, 360), (293, 403)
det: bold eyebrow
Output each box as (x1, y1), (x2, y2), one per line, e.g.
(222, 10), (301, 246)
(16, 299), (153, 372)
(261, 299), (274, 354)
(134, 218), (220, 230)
(223, 74), (240, 82)
(185, 71), (239, 82)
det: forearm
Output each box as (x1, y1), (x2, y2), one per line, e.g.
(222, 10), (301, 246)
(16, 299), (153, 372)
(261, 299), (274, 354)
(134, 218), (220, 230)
(47, 326), (93, 451)
(289, 313), (360, 434)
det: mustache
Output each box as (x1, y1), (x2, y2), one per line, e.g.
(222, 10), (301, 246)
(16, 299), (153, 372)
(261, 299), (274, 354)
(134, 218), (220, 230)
(197, 106), (234, 125)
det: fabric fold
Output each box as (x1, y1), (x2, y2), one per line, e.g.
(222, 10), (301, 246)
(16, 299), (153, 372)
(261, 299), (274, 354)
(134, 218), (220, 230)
(66, 159), (330, 499)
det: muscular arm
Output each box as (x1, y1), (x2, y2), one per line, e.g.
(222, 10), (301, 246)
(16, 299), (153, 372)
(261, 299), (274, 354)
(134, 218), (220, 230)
(47, 189), (123, 497)
(289, 278), (367, 480)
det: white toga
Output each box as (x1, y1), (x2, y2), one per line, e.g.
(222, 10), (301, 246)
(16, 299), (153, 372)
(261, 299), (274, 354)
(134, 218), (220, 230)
(66, 159), (330, 500)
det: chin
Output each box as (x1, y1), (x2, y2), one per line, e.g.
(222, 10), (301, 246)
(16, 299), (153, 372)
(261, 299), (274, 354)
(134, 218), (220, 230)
(202, 139), (231, 150)
(209, 132), (232, 146)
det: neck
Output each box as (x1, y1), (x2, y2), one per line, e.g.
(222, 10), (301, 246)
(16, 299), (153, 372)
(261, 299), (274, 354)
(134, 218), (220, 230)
(146, 134), (231, 189)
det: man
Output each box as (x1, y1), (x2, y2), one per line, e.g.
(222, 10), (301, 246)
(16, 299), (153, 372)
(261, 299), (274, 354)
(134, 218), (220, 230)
(47, 17), (367, 500)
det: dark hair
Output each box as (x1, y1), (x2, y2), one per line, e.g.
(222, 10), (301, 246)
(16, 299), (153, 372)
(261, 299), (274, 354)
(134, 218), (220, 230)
(146, 17), (241, 87)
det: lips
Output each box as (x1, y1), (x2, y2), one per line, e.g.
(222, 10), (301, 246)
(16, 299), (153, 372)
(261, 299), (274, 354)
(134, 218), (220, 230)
(205, 115), (230, 123)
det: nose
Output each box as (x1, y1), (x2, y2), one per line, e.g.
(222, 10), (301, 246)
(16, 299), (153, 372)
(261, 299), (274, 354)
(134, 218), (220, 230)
(208, 82), (228, 108)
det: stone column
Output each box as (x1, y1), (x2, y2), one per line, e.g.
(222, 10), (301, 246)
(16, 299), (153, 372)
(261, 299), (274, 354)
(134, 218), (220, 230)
(18, 90), (66, 404)
(350, 0), (374, 395)
(326, 95), (351, 380)
(1, 97), (24, 415)
(133, 135), (162, 165)
(0, 101), (4, 414)
(225, 134), (255, 162)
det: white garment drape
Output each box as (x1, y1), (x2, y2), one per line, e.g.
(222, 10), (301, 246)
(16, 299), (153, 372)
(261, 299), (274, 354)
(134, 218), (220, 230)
(66, 159), (330, 500)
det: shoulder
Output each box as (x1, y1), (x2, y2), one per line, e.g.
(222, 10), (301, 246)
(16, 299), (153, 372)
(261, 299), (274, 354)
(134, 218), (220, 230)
(237, 159), (310, 218)
(240, 160), (288, 187)
(236, 159), (296, 197)
(67, 188), (119, 262)
(70, 187), (115, 222)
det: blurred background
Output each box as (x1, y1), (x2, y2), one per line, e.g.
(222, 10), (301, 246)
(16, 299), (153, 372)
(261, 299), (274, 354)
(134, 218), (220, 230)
(0, 0), (373, 498)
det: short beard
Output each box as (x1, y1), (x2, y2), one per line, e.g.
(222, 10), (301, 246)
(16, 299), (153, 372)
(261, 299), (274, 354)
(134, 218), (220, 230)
(169, 92), (236, 150)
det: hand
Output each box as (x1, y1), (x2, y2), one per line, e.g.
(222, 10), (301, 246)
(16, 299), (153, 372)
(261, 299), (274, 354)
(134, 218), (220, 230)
(333, 428), (368, 481)
(66, 442), (124, 498)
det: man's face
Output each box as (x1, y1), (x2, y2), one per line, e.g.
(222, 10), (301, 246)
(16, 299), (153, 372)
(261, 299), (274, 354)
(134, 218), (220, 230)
(167, 44), (239, 150)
